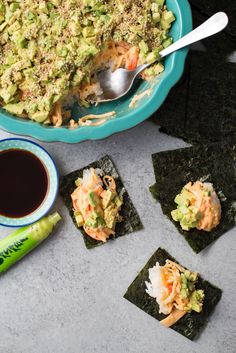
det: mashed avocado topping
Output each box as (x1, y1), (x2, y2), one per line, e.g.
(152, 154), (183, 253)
(0, 0), (174, 123)
(71, 167), (123, 242)
(145, 260), (204, 327)
(171, 181), (221, 232)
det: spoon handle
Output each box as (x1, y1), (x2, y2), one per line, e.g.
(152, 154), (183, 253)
(160, 12), (228, 58)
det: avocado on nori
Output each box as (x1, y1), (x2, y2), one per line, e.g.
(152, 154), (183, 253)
(150, 143), (236, 253)
(189, 0), (236, 39)
(124, 248), (222, 341)
(59, 155), (143, 249)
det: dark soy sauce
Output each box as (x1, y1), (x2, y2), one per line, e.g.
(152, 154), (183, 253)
(0, 149), (48, 218)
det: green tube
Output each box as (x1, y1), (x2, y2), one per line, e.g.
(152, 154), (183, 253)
(0, 212), (61, 273)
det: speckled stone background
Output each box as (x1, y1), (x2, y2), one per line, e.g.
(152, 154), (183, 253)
(0, 122), (235, 353)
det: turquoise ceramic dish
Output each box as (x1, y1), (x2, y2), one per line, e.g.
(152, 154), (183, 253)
(0, 138), (58, 227)
(0, 0), (192, 143)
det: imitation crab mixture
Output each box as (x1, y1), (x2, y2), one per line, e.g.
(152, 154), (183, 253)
(146, 259), (205, 327)
(0, 0), (174, 125)
(71, 168), (123, 242)
(171, 181), (221, 232)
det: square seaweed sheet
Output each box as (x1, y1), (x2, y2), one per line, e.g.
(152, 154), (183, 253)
(150, 143), (236, 253)
(189, 0), (236, 38)
(60, 155), (143, 249)
(153, 51), (236, 144)
(124, 248), (222, 341)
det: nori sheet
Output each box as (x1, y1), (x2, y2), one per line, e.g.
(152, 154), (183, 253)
(150, 143), (236, 253)
(185, 52), (236, 143)
(59, 155), (143, 249)
(151, 53), (190, 138)
(124, 248), (222, 341)
(190, 7), (236, 57)
(189, 0), (236, 39)
(152, 50), (236, 144)
(151, 0), (236, 145)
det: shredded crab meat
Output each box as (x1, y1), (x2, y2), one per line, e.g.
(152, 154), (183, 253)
(165, 260), (186, 273)
(69, 119), (78, 129)
(78, 111), (116, 126)
(184, 181), (221, 231)
(83, 225), (114, 242)
(129, 89), (152, 108)
(103, 175), (116, 192)
(92, 41), (135, 72)
(50, 101), (62, 127)
(160, 308), (186, 328)
(160, 262), (186, 310)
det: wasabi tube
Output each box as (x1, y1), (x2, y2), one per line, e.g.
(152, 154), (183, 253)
(0, 212), (61, 273)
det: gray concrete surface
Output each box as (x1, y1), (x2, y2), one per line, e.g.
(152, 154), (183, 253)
(0, 121), (235, 353)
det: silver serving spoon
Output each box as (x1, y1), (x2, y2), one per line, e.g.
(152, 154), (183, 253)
(96, 12), (228, 102)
